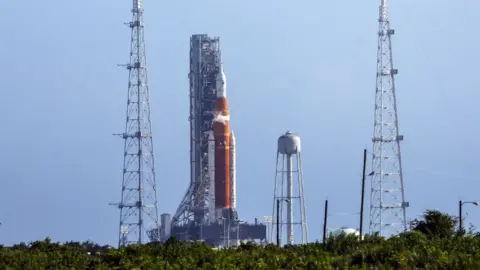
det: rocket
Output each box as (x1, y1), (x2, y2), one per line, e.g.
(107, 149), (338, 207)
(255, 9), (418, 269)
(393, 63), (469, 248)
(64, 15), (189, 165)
(213, 63), (231, 209)
(211, 62), (236, 220)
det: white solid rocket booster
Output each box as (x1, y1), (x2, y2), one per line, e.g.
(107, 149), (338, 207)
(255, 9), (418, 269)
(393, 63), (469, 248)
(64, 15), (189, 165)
(230, 130), (236, 209)
(207, 131), (216, 222)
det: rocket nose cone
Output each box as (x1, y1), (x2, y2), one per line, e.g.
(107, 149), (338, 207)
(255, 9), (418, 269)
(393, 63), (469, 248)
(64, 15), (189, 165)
(216, 71), (227, 97)
(216, 70), (225, 81)
(230, 132), (235, 146)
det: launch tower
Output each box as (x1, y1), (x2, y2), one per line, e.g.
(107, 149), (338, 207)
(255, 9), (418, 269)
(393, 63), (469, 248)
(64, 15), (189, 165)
(369, 0), (409, 237)
(171, 35), (221, 236)
(110, 0), (161, 247)
(271, 131), (307, 245)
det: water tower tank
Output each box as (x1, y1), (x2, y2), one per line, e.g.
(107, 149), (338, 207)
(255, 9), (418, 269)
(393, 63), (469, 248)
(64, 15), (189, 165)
(278, 131), (301, 155)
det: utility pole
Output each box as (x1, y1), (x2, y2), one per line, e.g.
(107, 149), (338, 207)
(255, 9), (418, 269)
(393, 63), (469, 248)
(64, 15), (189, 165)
(359, 149), (367, 239)
(458, 200), (480, 233)
(459, 200), (463, 232)
(323, 199), (328, 244)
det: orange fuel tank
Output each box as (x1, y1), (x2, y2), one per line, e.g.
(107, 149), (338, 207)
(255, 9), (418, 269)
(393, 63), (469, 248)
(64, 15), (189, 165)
(213, 96), (231, 209)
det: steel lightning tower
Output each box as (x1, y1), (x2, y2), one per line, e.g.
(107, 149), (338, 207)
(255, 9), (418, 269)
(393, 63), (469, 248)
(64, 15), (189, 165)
(110, 0), (160, 247)
(369, 0), (409, 237)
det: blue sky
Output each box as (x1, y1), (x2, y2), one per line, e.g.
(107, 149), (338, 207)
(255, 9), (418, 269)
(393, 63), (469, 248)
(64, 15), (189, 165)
(1, 0), (479, 246)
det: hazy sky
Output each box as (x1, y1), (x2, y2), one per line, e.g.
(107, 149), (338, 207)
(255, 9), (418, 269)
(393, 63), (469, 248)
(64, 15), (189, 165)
(1, 0), (479, 246)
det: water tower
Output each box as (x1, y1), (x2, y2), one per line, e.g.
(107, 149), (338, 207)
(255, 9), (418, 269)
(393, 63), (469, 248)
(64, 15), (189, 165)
(271, 131), (308, 245)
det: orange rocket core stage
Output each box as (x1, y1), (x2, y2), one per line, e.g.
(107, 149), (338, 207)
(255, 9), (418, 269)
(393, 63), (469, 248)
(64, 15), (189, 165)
(213, 97), (231, 209)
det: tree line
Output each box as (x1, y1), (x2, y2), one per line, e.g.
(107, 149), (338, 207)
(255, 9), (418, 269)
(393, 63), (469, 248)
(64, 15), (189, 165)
(1, 209), (480, 269)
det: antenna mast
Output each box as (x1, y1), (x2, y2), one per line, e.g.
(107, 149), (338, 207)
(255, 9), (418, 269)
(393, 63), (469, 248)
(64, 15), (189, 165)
(369, 0), (409, 237)
(111, 0), (160, 247)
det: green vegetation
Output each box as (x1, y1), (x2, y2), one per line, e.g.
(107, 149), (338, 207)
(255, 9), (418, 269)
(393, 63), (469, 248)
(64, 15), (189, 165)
(1, 210), (480, 269)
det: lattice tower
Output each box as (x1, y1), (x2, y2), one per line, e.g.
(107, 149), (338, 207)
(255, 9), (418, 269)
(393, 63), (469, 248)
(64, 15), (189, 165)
(369, 0), (409, 237)
(110, 0), (160, 247)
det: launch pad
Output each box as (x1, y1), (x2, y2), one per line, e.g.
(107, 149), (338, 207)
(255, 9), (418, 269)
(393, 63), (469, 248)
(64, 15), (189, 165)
(169, 223), (267, 246)
(152, 212), (267, 246)
(158, 216), (267, 246)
